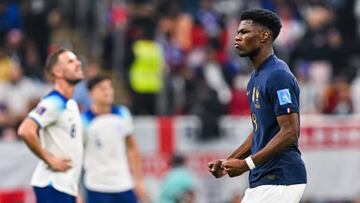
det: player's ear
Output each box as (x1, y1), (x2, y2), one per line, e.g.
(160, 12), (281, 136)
(52, 64), (62, 78)
(260, 30), (270, 43)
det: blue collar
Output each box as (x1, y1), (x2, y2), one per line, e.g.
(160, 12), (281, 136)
(86, 105), (119, 120)
(45, 90), (68, 103)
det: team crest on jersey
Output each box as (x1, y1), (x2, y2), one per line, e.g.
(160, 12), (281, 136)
(277, 89), (292, 105)
(35, 106), (47, 115)
(70, 124), (77, 138)
(252, 86), (261, 108)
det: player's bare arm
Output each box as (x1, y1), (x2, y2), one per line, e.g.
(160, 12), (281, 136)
(227, 131), (253, 160)
(220, 132), (253, 177)
(222, 113), (298, 177)
(251, 112), (299, 167)
(126, 135), (147, 201)
(208, 132), (253, 178)
(18, 118), (72, 172)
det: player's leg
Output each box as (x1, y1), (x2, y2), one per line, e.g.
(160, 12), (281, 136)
(86, 188), (113, 203)
(282, 184), (306, 203)
(33, 186), (76, 203)
(116, 189), (138, 203)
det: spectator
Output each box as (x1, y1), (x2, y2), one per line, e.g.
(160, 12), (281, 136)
(0, 1), (21, 41)
(128, 28), (165, 115)
(187, 47), (228, 139)
(196, 0), (221, 39)
(0, 61), (42, 127)
(0, 45), (15, 82)
(5, 0), (22, 30)
(202, 47), (231, 107)
(21, 40), (43, 80)
(5, 28), (24, 63)
(322, 77), (353, 114)
(22, 0), (56, 63)
(274, 4), (304, 61)
(228, 74), (250, 115)
(290, 3), (347, 77)
(158, 154), (195, 203)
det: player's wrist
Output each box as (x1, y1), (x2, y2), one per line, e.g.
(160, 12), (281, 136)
(245, 156), (256, 170)
(41, 150), (50, 163)
(42, 151), (54, 167)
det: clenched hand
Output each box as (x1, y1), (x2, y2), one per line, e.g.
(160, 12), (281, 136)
(222, 158), (249, 177)
(208, 159), (227, 178)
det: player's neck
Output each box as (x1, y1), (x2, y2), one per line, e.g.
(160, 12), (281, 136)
(92, 104), (111, 115)
(250, 46), (273, 71)
(54, 81), (75, 99)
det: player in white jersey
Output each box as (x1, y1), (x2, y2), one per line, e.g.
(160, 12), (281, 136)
(82, 75), (146, 203)
(17, 49), (84, 203)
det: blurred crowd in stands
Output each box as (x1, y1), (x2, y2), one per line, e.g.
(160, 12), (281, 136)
(0, 0), (360, 140)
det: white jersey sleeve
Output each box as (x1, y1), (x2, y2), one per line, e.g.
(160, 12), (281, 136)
(28, 95), (66, 128)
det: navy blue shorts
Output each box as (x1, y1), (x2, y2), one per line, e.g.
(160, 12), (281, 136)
(86, 188), (137, 203)
(33, 186), (76, 203)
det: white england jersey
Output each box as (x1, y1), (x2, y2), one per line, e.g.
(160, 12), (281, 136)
(82, 105), (134, 193)
(28, 90), (83, 196)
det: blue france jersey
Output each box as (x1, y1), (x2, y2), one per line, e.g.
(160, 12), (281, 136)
(247, 54), (307, 188)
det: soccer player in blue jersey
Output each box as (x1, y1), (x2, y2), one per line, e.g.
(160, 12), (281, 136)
(208, 8), (307, 203)
(81, 75), (147, 203)
(17, 49), (84, 203)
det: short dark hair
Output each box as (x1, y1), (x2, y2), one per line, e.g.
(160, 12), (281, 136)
(87, 75), (111, 91)
(240, 8), (282, 41)
(44, 48), (69, 72)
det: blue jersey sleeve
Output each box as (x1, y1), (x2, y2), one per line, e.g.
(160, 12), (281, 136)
(266, 70), (300, 116)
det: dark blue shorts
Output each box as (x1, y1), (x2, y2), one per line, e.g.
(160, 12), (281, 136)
(33, 186), (76, 203)
(86, 188), (137, 203)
